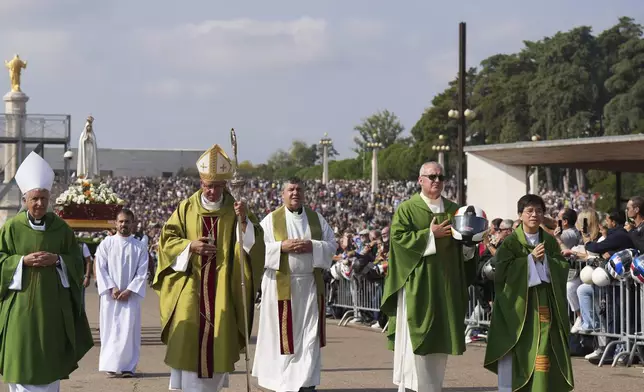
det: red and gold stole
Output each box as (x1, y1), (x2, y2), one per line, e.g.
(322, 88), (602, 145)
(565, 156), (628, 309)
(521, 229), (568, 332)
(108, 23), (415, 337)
(272, 205), (326, 355)
(198, 215), (218, 378)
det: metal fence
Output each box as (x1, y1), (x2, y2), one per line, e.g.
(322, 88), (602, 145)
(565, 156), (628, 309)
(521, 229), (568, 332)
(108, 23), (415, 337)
(326, 270), (644, 372)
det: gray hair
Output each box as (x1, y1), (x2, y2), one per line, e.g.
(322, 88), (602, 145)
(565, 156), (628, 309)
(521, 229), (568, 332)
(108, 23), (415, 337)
(500, 219), (514, 229)
(419, 161), (444, 176)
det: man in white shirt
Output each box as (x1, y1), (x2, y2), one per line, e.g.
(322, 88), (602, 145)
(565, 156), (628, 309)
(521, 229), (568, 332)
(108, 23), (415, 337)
(95, 208), (149, 378)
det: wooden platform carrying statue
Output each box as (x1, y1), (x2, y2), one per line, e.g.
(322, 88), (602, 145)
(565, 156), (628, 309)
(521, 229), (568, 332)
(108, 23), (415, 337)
(54, 115), (125, 231)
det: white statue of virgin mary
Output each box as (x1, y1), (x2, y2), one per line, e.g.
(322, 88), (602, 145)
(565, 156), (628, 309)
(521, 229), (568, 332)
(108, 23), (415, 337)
(77, 115), (100, 180)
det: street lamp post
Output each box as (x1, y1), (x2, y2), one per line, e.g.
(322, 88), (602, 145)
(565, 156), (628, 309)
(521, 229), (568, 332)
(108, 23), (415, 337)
(431, 134), (451, 168)
(319, 132), (333, 185)
(366, 133), (382, 195)
(454, 21), (469, 206)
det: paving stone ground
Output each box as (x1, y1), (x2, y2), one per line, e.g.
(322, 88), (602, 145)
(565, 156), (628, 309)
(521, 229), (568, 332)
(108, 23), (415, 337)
(2, 285), (642, 391)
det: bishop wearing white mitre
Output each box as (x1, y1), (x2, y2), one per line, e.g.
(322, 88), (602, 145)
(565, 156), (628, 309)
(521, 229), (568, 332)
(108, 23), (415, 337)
(252, 177), (337, 392)
(95, 208), (149, 377)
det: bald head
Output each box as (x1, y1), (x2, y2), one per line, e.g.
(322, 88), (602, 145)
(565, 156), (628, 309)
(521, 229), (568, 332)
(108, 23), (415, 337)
(419, 162), (444, 176)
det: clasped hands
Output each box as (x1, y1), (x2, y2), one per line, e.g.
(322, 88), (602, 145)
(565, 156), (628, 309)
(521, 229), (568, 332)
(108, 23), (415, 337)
(281, 239), (313, 254)
(23, 251), (58, 267)
(111, 287), (132, 301)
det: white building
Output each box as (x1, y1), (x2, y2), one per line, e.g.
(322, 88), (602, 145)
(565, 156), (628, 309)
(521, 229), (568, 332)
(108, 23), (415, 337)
(0, 145), (204, 178)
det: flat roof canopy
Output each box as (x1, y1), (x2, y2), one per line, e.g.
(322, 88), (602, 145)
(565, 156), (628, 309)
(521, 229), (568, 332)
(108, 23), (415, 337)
(464, 134), (644, 173)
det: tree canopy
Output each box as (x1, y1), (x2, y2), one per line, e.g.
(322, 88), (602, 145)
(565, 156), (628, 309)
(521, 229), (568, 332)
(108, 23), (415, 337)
(244, 17), (644, 196)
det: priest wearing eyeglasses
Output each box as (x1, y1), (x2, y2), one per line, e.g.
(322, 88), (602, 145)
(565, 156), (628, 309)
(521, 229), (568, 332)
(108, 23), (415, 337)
(380, 161), (478, 392)
(0, 152), (93, 392)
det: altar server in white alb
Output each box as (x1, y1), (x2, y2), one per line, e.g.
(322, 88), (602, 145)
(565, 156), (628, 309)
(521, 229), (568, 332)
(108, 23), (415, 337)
(252, 177), (337, 392)
(95, 208), (149, 377)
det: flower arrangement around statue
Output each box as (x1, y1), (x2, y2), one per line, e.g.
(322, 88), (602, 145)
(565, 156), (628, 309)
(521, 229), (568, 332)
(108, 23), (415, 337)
(54, 178), (126, 220)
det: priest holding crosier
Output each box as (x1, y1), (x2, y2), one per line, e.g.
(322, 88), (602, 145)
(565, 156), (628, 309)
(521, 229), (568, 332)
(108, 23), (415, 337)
(95, 208), (149, 378)
(153, 144), (265, 392)
(252, 177), (337, 392)
(0, 152), (93, 392)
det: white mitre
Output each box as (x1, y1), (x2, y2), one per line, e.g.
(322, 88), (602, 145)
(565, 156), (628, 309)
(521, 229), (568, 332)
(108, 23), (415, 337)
(15, 152), (55, 195)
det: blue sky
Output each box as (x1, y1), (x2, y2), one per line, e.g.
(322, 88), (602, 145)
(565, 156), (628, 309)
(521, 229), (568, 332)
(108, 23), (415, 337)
(1, 0), (642, 164)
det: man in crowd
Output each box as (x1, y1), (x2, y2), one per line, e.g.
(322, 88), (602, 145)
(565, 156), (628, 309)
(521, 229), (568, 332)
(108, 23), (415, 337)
(626, 195), (644, 252)
(252, 177), (337, 392)
(0, 152), (93, 392)
(380, 161), (477, 392)
(153, 144), (265, 392)
(484, 194), (573, 392)
(95, 208), (150, 377)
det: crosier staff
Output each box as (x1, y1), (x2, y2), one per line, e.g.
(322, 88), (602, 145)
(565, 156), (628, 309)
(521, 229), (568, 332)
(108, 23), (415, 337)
(228, 128), (253, 392)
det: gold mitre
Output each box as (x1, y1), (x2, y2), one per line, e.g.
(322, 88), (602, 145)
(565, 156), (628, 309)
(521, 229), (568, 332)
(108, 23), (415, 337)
(196, 144), (233, 182)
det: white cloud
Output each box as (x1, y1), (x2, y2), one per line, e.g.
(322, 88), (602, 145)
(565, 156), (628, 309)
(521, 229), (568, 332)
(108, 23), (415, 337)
(342, 18), (387, 41)
(0, 30), (72, 57)
(143, 79), (218, 98)
(135, 17), (330, 73)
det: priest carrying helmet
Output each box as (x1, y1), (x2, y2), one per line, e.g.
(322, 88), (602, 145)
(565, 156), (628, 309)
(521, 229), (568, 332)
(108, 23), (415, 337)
(153, 144), (265, 392)
(0, 152), (93, 392)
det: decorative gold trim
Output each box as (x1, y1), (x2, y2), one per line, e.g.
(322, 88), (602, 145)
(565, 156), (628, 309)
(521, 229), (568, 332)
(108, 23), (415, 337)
(200, 262), (212, 376)
(538, 306), (550, 323)
(280, 302), (291, 355)
(535, 355), (550, 372)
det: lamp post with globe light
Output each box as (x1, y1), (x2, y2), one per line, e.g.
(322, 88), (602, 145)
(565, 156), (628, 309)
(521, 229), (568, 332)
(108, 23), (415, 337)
(319, 132), (333, 185)
(447, 22), (479, 205)
(366, 133), (383, 194)
(431, 134), (451, 169)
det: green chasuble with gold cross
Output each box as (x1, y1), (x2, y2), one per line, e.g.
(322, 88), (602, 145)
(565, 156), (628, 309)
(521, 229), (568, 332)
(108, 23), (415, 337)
(484, 224), (574, 391)
(153, 189), (265, 375)
(380, 194), (477, 356)
(0, 211), (93, 385)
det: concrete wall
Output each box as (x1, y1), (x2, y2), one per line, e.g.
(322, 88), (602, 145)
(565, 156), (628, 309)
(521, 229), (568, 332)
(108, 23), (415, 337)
(466, 152), (527, 221)
(0, 145), (204, 177)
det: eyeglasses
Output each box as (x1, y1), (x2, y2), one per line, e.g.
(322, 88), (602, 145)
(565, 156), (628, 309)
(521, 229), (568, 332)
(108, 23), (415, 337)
(421, 174), (445, 182)
(523, 208), (544, 216)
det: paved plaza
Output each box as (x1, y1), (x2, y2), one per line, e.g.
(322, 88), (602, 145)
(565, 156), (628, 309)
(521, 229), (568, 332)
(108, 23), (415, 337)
(2, 285), (642, 391)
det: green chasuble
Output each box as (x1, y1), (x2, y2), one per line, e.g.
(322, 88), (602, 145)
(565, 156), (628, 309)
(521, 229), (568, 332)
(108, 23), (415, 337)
(483, 224), (574, 391)
(152, 189), (265, 375)
(0, 211), (93, 385)
(380, 194), (477, 356)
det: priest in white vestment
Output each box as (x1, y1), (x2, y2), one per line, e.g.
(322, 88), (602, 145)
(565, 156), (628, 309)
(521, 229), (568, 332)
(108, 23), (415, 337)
(95, 208), (149, 377)
(252, 178), (337, 392)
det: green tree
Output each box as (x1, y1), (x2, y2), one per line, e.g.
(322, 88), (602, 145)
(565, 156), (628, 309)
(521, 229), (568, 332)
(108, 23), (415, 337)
(353, 109), (405, 152)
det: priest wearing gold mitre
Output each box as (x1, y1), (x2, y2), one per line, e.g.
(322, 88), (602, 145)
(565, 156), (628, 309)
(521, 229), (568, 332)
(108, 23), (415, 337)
(153, 144), (265, 392)
(0, 152), (93, 392)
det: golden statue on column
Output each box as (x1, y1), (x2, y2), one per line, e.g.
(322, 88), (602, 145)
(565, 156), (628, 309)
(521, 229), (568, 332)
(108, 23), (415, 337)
(4, 54), (27, 93)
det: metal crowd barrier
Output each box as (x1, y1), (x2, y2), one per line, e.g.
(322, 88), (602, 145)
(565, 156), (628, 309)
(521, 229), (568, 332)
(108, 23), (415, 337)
(327, 268), (644, 372)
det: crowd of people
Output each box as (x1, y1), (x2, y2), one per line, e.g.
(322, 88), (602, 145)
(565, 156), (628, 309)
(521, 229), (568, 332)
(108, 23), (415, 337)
(54, 175), (594, 246)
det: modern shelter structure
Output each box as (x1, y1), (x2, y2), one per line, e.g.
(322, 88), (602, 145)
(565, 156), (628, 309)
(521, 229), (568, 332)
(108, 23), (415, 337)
(464, 134), (644, 220)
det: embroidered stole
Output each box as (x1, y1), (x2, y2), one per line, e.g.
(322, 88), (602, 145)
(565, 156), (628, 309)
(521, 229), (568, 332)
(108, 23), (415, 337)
(198, 216), (218, 378)
(272, 205), (326, 355)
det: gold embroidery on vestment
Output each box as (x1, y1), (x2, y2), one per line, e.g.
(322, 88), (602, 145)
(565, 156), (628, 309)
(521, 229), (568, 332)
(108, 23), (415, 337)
(538, 306), (550, 323)
(535, 355), (550, 372)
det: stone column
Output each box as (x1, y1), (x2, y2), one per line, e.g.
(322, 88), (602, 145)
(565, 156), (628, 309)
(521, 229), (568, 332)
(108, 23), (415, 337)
(3, 91), (29, 183)
(371, 147), (379, 194)
(322, 144), (329, 185)
(438, 151), (445, 169)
